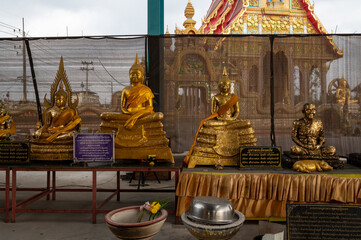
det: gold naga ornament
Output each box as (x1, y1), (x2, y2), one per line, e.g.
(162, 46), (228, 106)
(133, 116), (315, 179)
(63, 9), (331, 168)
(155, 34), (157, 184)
(0, 98), (16, 139)
(99, 54), (174, 163)
(184, 67), (257, 168)
(31, 57), (81, 161)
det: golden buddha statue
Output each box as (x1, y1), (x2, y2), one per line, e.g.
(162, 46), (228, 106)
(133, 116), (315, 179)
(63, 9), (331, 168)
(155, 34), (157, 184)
(0, 98), (16, 140)
(100, 54), (173, 163)
(283, 103), (343, 169)
(291, 103), (335, 156)
(31, 57), (81, 161)
(185, 68), (257, 168)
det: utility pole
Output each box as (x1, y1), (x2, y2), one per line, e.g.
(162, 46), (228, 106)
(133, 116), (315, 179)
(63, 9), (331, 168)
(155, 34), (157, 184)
(22, 17), (27, 102)
(80, 61), (94, 103)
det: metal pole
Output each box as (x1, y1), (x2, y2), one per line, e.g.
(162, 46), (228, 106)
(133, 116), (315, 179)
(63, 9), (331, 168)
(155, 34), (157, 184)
(25, 39), (43, 125)
(270, 36), (276, 147)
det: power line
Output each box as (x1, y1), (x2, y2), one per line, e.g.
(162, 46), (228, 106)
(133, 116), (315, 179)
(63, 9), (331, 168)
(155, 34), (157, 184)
(97, 57), (126, 86)
(0, 21), (21, 31)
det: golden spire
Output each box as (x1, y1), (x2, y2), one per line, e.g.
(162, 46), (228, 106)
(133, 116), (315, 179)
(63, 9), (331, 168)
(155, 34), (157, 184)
(182, 0), (197, 32)
(185, 0), (195, 19)
(223, 66), (228, 76)
(166, 25), (170, 34)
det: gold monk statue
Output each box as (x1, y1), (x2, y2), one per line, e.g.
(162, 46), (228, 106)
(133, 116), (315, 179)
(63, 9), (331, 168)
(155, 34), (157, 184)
(99, 54), (173, 162)
(291, 103), (335, 156)
(185, 67), (257, 168)
(0, 98), (16, 140)
(31, 57), (81, 161)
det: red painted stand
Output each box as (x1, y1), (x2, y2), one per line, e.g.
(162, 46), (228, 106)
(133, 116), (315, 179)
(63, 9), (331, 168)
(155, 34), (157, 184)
(11, 161), (181, 223)
(0, 167), (10, 222)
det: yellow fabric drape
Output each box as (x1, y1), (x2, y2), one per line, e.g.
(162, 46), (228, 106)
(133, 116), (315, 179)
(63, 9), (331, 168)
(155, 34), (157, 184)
(183, 95), (240, 167)
(176, 172), (361, 218)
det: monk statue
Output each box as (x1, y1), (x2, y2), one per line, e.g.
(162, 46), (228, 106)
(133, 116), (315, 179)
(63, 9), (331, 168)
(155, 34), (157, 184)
(184, 67), (257, 168)
(0, 98), (16, 140)
(99, 54), (174, 163)
(284, 103), (343, 169)
(31, 57), (81, 161)
(291, 103), (335, 156)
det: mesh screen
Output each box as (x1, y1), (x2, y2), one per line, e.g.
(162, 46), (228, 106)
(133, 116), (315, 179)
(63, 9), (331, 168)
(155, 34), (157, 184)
(1, 35), (360, 156)
(0, 37), (146, 138)
(162, 35), (361, 155)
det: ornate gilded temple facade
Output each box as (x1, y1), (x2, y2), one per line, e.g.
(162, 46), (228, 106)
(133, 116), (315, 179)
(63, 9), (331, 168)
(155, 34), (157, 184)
(163, 0), (346, 152)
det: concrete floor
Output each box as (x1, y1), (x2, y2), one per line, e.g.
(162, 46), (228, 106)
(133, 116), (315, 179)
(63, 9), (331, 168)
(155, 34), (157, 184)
(0, 169), (274, 240)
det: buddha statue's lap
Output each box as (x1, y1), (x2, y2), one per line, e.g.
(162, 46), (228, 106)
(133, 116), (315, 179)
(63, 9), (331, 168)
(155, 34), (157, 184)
(186, 68), (257, 168)
(30, 57), (81, 161)
(99, 54), (173, 163)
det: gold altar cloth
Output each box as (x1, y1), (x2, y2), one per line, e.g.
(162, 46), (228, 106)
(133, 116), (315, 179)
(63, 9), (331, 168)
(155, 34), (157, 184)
(176, 172), (361, 219)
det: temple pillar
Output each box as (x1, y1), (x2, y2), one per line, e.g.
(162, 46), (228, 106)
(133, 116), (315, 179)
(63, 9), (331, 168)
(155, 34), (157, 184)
(320, 62), (328, 104)
(243, 14), (248, 34)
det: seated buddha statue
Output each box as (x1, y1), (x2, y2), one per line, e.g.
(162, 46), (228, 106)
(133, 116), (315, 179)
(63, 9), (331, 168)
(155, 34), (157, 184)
(31, 57), (81, 161)
(99, 54), (173, 163)
(285, 103), (343, 169)
(0, 98), (16, 140)
(185, 68), (257, 168)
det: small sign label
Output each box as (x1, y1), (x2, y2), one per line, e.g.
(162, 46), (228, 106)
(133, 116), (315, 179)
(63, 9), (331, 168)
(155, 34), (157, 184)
(287, 203), (361, 240)
(0, 141), (30, 163)
(240, 146), (281, 168)
(74, 132), (114, 162)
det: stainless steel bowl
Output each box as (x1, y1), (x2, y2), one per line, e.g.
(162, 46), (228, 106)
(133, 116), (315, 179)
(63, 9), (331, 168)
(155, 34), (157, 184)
(185, 196), (237, 225)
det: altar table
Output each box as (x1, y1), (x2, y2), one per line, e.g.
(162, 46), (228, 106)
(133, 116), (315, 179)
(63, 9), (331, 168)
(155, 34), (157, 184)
(0, 167), (10, 222)
(176, 164), (361, 220)
(10, 160), (181, 223)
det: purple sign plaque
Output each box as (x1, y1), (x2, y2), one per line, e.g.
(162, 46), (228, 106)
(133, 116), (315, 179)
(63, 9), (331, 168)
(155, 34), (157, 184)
(74, 132), (114, 162)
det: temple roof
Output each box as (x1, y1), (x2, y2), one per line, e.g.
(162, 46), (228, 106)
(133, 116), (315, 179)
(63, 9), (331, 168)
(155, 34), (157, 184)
(199, 0), (342, 56)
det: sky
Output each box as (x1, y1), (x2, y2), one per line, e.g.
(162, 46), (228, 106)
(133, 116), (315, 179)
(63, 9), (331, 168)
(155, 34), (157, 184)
(1, 0), (361, 38)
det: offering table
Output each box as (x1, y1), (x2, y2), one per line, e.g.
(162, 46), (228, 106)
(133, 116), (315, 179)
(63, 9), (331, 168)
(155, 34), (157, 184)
(176, 164), (361, 220)
(10, 160), (181, 223)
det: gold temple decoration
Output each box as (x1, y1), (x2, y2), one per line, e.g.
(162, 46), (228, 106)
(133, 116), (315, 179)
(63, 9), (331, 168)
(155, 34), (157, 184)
(31, 57), (81, 161)
(0, 98), (16, 139)
(293, 160), (333, 173)
(100, 54), (174, 163)
(185, 68), (257, 168)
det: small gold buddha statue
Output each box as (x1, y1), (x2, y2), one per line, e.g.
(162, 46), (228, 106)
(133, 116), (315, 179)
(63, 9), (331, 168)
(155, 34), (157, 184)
(0, 98), (16, 140)
(30, 57), (81, 161)
(185, 67), (257, 168)
(100, 54), (173, 163)
(291, 103), (335, 156)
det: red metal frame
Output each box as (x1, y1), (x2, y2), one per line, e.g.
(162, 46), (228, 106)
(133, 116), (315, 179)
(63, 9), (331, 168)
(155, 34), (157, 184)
(11, 165), (180, 224)
(0, 167), (10, 222)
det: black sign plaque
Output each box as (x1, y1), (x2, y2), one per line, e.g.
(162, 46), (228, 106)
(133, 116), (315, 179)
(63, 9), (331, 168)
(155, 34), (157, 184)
(0, 141), (30, 163)
(287, 203), (361, 240)
(240, 146), (281, 168)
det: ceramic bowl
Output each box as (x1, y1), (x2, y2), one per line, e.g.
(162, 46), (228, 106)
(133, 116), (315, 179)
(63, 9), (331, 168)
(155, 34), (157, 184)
(185, 196), (237, 224)
(105, 206), (168, 240)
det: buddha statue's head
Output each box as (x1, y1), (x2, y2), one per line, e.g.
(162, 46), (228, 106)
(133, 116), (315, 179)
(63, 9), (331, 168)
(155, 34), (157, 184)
(55, 82), (68, 109)
(218, 67), (231, 94)
(302, 103), (316, 120)
(129, 54), (145, 85)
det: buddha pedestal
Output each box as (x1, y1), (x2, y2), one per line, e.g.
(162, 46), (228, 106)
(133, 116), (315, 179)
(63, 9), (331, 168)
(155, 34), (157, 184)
(100, 112), (174, 163)
(187, 119), (257, 168)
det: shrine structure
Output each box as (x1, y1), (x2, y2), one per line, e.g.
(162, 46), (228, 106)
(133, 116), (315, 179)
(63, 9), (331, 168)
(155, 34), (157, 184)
(163, 0), (348, 153)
